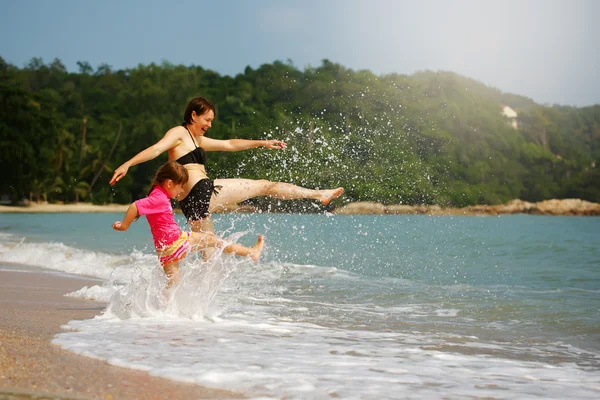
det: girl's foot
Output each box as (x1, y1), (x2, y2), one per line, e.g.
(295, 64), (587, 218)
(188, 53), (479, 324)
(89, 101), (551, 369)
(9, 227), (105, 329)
(250, 235), (265, 262)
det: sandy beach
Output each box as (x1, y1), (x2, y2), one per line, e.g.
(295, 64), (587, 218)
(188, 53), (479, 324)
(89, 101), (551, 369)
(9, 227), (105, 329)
(0, 203), (130, 213)
(0, 262), (244, 400)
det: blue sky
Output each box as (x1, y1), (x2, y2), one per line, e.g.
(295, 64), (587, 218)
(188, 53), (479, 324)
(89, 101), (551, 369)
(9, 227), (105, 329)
(1, 0), (598, 106)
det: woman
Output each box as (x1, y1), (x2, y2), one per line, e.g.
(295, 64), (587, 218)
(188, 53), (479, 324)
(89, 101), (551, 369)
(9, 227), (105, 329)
(110, 97), (344, 234)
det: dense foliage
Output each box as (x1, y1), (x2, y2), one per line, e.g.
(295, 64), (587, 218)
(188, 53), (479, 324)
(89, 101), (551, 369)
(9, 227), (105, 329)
(1, 56), (598, 207)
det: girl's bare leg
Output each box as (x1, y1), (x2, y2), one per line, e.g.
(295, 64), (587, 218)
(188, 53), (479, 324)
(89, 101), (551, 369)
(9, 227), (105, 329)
(163, 261), (180, 288)
(189, 231), (222, 249)
(223, 234), (264, 262)
(189, 232), (265, 262)
(210, 179), (344, 213)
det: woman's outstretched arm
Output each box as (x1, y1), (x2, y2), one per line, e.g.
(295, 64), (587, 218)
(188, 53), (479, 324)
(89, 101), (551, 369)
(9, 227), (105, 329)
(109, 128), (183, 185)
(199, 136), (286, 152)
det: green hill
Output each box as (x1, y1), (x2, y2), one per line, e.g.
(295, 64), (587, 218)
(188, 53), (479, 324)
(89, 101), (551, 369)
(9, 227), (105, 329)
(1, 57), (598, 207)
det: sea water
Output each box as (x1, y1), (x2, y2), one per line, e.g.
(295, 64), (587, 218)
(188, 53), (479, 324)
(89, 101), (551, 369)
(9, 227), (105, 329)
(0, 212), (598, 399)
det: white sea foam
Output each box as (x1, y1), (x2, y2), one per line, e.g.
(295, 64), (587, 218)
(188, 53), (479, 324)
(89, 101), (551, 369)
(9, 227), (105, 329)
(0, 234), (147, 281)
(0, 232), (159, 303)
(66, 284), (114, 302)
(53, 312), (600, 399)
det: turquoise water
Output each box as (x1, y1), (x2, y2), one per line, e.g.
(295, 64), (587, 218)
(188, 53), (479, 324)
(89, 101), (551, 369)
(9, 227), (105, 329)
(1, 212), (599, 398)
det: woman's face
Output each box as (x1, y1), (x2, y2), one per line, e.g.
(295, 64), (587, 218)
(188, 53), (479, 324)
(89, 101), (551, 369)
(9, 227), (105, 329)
(192, 110), (214, 136)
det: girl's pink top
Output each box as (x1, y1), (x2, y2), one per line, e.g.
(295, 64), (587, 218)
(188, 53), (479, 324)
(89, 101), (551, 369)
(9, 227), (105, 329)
(135, 185), (182, 248)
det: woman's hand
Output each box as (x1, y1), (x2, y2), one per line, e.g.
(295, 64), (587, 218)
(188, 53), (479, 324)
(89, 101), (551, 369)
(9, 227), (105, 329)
(263, 140), (287, 150)
(109, 164), (129, 186)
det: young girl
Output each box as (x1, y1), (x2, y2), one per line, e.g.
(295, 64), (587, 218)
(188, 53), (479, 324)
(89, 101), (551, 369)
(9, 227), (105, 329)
(112, 161), (264, 287)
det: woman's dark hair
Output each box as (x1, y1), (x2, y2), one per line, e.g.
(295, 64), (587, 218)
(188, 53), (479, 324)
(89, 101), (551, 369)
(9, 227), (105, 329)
(183, 97), (216, 125)
(151, 161), (189, 188)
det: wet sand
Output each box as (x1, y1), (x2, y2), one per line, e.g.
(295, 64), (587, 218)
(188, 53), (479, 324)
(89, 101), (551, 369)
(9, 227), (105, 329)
(0, 262), (244, 400)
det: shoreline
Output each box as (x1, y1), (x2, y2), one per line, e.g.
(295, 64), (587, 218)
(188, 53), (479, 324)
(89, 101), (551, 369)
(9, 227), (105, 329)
(1, 198), (599, 216)
(0, 203), (130, 213)
(0, 262), (244, 399)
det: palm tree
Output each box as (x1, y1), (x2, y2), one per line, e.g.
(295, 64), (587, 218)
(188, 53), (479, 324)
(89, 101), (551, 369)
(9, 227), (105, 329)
(30, 177), (52, 203)
(52, 174), (90, 203)
(86, 121), (122, 198)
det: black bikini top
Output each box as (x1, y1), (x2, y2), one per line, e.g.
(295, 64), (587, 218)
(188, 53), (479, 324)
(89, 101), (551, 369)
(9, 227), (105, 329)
(176, 123), (207, 165)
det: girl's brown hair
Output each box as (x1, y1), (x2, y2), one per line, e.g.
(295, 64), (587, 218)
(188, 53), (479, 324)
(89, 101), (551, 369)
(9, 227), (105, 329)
(151, 161), (189, 188)
(183, 97), (216, 125)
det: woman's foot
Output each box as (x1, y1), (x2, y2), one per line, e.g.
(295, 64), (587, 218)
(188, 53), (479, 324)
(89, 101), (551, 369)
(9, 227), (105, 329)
(250, 235), (265, 262)
(320, 187), (345, 206)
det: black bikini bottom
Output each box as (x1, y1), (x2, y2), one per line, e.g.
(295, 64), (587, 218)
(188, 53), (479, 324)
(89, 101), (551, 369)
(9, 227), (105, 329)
(179, 179), (222, 221)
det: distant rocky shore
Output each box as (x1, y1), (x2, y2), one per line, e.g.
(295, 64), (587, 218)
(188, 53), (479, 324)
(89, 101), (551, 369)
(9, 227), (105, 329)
(333, 199), (600, 216)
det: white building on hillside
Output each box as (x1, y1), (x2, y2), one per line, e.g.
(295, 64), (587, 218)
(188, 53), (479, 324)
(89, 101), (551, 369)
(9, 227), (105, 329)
(502, 105), (518, 129)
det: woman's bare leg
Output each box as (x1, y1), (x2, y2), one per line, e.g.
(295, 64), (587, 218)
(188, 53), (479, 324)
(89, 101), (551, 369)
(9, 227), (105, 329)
(189, 216), (215, 234)
(210, 179), (344, 213)
(223, 234), (265, 262)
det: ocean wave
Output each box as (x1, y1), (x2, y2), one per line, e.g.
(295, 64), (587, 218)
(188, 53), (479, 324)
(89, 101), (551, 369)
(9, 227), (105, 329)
(0, 233), (148, 281)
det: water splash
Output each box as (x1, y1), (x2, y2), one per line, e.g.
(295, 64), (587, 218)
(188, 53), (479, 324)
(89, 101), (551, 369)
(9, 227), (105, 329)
(105, 231), (261, 320)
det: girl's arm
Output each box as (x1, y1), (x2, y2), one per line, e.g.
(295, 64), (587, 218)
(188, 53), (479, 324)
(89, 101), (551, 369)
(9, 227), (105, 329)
(112, 203), (139, 231)
(199, 136), (286, 152)
(109, 127), (184, 185)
